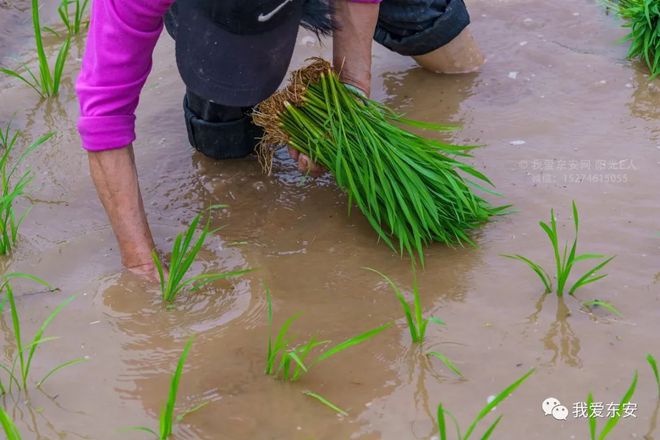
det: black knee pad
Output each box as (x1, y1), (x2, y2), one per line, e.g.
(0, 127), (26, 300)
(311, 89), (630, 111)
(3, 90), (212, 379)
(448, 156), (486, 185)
(183, 90), (263, 160)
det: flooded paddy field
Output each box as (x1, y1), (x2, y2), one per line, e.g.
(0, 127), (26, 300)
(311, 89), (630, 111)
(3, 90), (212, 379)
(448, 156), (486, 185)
(1, 0), (659, 438)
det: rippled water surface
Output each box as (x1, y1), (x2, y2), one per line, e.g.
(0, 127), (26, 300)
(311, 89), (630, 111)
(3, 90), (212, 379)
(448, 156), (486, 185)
(1, 0), (659, 438)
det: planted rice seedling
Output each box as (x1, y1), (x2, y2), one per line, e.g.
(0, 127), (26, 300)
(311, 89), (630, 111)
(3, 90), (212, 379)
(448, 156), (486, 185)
(125, 337), (208, 439)
(0, 123), (53, 255)
(436, 369), (534, 440)
(365, 267), (445, 343)
(0, 406), (22, 440)
(0, 274), (86, 393)
(265, 288), (391, 381)
(606, 0), (659, 79)
(254, 58), (504, 264)
(153, 208), (251, 303)
(0, 0), (71, 98)
(647, 354), (659, 396)
(503, 201), (614, 297)
(586, 371), (637, 440)
(365, 268), (461, 376)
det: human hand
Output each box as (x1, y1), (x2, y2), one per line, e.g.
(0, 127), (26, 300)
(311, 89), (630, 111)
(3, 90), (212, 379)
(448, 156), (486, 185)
(287, 147), (326, 177)
(126, 260), (165, 284)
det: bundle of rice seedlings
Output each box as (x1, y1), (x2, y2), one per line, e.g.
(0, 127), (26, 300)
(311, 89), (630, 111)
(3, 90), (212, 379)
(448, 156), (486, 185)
(253, 58), (504, 262)
(607, 0), (659, 79)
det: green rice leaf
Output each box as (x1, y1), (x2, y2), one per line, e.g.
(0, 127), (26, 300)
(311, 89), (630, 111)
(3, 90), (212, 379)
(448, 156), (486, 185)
(463, 369), (534, 440)
(437, 403), (448, 440)
(121, 426), (159, 437)
(480, 415), (503, 440)
(583, 299), (623, 317)
(316, 322), (391, 362)
(160, 336), (194, 438)
(427, 351), (463, 377)
(0, 406), (22, 440)
(646, 354), (660, 397)
(304, 390), (349, 416)
(502, 254), (552, 293)
(598, 371), (637, 440)
(37, 356), (88, 387)
(588, 392), (596, 440)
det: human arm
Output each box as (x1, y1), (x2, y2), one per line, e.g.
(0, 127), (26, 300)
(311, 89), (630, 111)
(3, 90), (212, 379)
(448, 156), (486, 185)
(88, 146), (158, 280)
(289, 0), (380, 175)
(76, 0), (174, 278)
(333, 0), (380, 96)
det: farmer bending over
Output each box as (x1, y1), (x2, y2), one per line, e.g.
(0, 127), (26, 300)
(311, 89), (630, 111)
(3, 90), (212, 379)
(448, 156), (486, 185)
(76, 0), (484, 281)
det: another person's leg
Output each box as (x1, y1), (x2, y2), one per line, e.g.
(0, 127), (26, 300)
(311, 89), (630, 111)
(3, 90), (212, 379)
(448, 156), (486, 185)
(375, 0), (484, 74)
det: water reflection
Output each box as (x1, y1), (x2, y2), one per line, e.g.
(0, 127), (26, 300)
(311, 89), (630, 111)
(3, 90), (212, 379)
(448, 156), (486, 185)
(526, 294), (582, 367)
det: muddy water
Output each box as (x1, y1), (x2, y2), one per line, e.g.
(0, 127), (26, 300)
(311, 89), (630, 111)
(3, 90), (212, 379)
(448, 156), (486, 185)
(1, 0), (659, 439)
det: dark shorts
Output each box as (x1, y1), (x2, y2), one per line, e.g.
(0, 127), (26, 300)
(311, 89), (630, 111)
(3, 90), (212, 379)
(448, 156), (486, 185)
(164, 0), (471, 158)
(375, 0), (470, 56)
(166, 0), (471, 57)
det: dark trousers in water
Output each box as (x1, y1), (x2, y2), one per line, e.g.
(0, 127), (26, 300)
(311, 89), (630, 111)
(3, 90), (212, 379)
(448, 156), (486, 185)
(165, 0), (470, 160)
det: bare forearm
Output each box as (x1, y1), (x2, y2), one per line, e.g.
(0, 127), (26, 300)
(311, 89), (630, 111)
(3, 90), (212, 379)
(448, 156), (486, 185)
(88, 145), (155, 270)
(333, 1), (380, 95)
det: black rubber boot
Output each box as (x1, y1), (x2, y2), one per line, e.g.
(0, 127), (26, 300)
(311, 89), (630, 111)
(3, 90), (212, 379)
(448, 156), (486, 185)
(183, 90), (263, 160)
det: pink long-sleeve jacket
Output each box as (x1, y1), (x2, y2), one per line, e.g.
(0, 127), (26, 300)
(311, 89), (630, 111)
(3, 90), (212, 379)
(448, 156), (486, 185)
(76, 0), (381, 151)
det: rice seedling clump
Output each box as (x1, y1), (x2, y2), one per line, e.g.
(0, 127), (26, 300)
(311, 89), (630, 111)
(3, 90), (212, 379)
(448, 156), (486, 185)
(0, 273), (86, 394)
(0, 0), (71, 97)
(0, 124), (52, 255)
(607, 0), (659, 79)
(264, 287), (391, 382)
(253, 58), (504, 262)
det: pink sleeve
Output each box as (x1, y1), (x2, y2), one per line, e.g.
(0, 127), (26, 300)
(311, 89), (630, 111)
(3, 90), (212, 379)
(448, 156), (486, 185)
(76, 0), (175, 151)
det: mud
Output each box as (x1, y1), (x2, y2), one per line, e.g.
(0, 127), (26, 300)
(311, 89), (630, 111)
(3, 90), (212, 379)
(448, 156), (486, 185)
(1, 0), (659, 439)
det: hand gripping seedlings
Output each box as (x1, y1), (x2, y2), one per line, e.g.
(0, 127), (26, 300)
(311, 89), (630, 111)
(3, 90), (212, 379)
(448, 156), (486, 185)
(253, 58), (505, 264)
